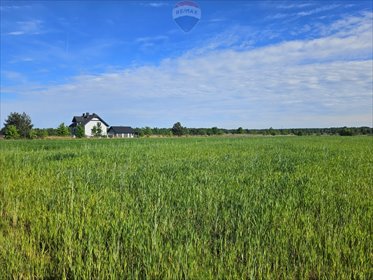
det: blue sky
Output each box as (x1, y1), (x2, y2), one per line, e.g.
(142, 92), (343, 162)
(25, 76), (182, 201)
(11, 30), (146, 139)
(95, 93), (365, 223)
(1, 0), (372, 129)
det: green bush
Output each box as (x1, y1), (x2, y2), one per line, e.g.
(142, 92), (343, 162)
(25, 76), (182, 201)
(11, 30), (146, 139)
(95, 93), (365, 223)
(4, 125), (20, 139)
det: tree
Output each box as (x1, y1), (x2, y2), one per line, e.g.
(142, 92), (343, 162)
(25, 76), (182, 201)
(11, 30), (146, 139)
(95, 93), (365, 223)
(75, 125), (85, 138)
(46, 128), (58, 136)
(172, 122), (184, 136)
(91, 122), (102, 137)
(91, 126), (97, 136)
(237, 127), (244, 134)
(211, 127), (222, 135)
(28, 129), (37, 139)
(143, 126), (152, 137)
(268, 127), (277, 136)
(36, 129), (48, 139)
(57, 123), (70, 136)
(95, 122), (102, 137)
(3, 112), (33, 138)
(4, 125), (20, 139)
(134, 128), (144, 137)
(339, 127), (353, 136)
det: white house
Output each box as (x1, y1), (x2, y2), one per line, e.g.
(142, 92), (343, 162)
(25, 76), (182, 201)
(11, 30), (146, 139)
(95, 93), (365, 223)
(107, 126), (135, 138)
(70, 112), (109, 137)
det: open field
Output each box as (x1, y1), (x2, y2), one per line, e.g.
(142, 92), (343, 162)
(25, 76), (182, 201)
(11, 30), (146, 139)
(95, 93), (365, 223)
(0, 136), (372, 279)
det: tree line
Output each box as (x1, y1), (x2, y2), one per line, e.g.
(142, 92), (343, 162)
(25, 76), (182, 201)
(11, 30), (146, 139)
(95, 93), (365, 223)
(137, 122), (372, 137)
(1, 112), (372, 139)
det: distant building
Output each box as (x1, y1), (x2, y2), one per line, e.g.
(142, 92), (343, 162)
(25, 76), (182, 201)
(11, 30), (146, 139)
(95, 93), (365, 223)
(69, 112), (109, 137)
(107, 126), (135, 138)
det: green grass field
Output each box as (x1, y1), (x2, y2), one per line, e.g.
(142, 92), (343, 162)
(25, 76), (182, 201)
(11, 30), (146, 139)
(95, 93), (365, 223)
(0, 136), (372, 279)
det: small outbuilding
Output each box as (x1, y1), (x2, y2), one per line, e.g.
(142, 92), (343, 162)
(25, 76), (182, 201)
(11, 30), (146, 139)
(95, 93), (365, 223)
(107, 126), (135, 138)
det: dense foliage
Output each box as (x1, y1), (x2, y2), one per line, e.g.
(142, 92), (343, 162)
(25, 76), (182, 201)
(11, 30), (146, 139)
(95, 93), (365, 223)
(75, 125), (85, 138)
(0, 137), (372, 279)
(3, 125), (20, 139)
(1, 112), (370, 139)
(171, 122), (185, 136)
(91, 123), (103, 137)
(135, 125), (372, 137)
(56, 123), (70, 136)
(3, 112), (33, 138)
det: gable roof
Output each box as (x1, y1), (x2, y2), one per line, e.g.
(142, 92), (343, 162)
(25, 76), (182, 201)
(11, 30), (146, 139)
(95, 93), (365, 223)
(70, 113), (109, 127)
(108, 126), (134, 134)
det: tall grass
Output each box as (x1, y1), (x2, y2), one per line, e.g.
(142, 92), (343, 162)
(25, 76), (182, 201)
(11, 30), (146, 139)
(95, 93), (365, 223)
(0, 136), (372, 279)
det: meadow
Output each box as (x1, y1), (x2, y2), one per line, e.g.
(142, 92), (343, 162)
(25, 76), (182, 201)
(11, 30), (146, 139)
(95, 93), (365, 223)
(0, 136), (372, 279)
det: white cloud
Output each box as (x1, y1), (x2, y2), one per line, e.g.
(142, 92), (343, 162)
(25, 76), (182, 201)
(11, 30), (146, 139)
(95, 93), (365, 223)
(135, 35), (168, 43)
(183, 25), (257, 55)
(297, 4), (340, 17)
(1, 71), (28, 82)
(5, 20), (44, 36)
(321, 11), (373, 37)
(7, 31), (25, 36)
(0, 5), (33, 11)
(206, 18), (226, 23)
(141, 2), (169, 8)
(2, 13), (372, 128)
(276, 3), (315, 10)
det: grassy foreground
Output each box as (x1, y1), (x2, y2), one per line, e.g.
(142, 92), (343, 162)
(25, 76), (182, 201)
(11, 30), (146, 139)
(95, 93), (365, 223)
(0, 136), (372, 279)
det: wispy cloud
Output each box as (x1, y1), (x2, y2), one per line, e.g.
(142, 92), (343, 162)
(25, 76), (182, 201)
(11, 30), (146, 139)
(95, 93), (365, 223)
(7, 31), (25, 36)
(135, 35), (169, 50)
(135, 35), (168, 43)
(184, 25), (257, 55)
(2, 12), (372, 128)
(297, 4), (340, 17)
(266, 13), (288, 20)
(6, 20), (44, 36)
(1, 71), (28, 82)
(141, 2), (169, 8)
(0, 4), (33, 11)
(276, 3), (315, 10)
(265, 9), (372, 42)
(320, 11), (373, 37)
(206, 18), (226, 23)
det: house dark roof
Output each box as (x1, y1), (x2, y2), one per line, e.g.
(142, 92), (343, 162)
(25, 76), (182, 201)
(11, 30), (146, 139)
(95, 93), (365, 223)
(70, 112), (109, 127)
(108, 126), (134, 134)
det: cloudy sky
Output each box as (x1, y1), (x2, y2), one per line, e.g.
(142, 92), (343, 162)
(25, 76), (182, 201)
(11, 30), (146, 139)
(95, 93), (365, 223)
(1, 0), (372, 129)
